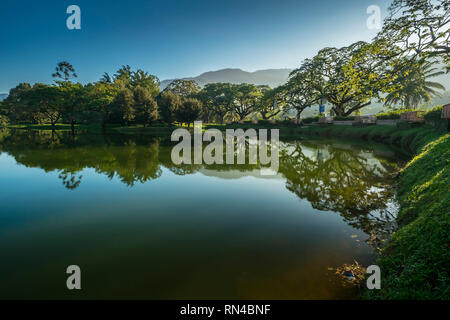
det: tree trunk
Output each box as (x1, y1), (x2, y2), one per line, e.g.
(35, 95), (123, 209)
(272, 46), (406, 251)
(296, 110), (302, 124)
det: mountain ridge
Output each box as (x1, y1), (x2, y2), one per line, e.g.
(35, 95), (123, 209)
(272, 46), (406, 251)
(160, 68), (292, 89)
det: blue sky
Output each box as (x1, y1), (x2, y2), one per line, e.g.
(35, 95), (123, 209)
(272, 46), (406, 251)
(0, 0), (390, 92)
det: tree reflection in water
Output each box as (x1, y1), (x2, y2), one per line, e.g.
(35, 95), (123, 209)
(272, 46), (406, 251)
(0, 129), (402, 249)
(279, 140), (399, 249)
(58, 170), (82, 190)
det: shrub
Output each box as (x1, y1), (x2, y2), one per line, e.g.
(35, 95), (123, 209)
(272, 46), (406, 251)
(302, 116), (320, 124)
(334, 115), (355, 121)
(0, 115), (9, 127)
(258, 119), (277, 126)
(376, 109), (415, 120)
(424, 105), (447, 132)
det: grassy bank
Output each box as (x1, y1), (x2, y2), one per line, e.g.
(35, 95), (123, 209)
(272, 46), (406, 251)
(370, 133), (449, 299)
(300, 124), (449, 299)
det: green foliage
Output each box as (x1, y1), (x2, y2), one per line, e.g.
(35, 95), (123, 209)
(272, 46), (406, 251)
(302, 116), (320, 124)
(113, 88), (135, 125)
(254, 85), (282, 120)
(133, 86), (159, 126)
(1, 63), (162, 128)
(197, 83), (234, 123)
(384, 60), (446, 109)
(52, 61), (77, 81)
(424, 105), (443, 122)
(196, 82), (268, 122)
(175, 97), (202, 126)
(257, 119), (274, 126)
(279, 66), (321, 119)
(83, 81), (120, 125)
(424, 105), (447, 132)
(0, 114), (9, 126)
(232, 83), (265, 121)
(290, 41), (396, 117)
(333, 115), (356, 121)
(378, 0), (450, 70)
(376, 109), (413, 119)
(130, 69), (160, 97)
(157, 90), (182, 124)
(164, 79), (201, 98)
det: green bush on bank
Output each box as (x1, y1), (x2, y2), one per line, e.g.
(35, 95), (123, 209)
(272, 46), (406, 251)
(424, 105), (447, 132)
(302, 116), (320, 123)
(301, 109), (427, 121)
(0, 114), (9, 127)
(376, 109), (415, 119)
(334, 115), (356, 121)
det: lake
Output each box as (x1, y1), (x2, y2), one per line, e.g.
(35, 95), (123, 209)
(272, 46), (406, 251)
(0, 129), (404, 299)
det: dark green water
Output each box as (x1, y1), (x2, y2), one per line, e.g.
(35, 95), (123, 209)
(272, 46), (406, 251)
(0, 129), (403, 299)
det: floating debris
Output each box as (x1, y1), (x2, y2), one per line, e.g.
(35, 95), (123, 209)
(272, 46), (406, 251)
(343, 270), (354, 279)
(332, 261), (366, 287)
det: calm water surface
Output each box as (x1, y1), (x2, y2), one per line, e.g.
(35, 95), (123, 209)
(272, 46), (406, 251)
(0, 129), (404, 299)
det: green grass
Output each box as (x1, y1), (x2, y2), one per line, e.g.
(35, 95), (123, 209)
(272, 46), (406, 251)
(367, 134), (450, 299)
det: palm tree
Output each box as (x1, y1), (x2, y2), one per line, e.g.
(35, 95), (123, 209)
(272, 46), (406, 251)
(385, 60), (446, 109)
(100, 72), (112, 83)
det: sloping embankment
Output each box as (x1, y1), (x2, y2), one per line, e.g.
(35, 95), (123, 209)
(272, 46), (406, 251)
(372, 133), (449, 299)
(300, 125), (449, 299)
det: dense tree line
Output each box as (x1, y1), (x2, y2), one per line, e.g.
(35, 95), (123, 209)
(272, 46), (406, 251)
(0, 0), (448, 128)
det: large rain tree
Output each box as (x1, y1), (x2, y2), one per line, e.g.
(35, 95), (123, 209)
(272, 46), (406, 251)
(281, 61), (323, 122)
(231, 83), (265, 121)
(164, 79), (201, 98)
(378, 0), (450, 71)
(310, 41), (394, 116)
(197, 83), (234, 123)
(254, 85), (283, 120)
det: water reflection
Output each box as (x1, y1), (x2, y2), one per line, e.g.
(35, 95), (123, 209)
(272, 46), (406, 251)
(0, 129), (401, 245)
(0, 128), (407, 299)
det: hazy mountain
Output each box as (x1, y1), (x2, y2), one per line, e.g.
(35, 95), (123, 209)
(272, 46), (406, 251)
(0, 93), (8, 101)
(160, 68), (292, 89)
